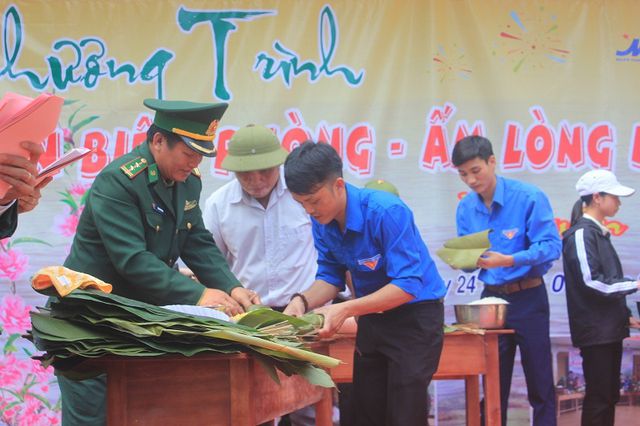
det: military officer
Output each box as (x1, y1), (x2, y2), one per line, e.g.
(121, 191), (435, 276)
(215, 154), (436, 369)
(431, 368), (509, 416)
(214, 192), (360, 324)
(58, 99), (259, 426)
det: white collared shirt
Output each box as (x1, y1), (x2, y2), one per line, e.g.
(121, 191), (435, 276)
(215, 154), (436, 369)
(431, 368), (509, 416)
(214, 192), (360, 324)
(202, 173), (317, 307)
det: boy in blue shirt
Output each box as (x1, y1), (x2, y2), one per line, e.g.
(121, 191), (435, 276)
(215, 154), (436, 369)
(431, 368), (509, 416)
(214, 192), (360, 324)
(283, 142), (445, 426)
(452, 135), (561, 426)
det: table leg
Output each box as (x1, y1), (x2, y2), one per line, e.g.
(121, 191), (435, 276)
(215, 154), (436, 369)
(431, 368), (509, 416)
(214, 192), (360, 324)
(483, 334), (502, 426)
(314, 387), (333, 426)
(464, 375), (480, 426)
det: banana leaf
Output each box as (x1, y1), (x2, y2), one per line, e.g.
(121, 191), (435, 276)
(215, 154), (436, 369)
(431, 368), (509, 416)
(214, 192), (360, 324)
(29, 289), (340, 387)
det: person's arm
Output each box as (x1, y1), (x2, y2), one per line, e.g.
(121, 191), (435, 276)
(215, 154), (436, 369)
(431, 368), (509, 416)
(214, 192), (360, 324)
(18, 176), (52, 213)
(313, 283), (414, 337)
(181, 211), (260, 309)
(512, 191), (561, 266)
(87, 174), (241, 310)
(283, 221), (346, 316)
(284, 279), (340, 316)
(479, 191), (561, 269)
(565, 227), (639, 298)
(0, 141), (42, 205)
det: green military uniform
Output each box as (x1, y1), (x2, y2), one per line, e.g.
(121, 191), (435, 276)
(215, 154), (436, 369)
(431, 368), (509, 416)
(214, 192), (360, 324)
(58, 99), (239, 426)
(63, 141), (239, 304)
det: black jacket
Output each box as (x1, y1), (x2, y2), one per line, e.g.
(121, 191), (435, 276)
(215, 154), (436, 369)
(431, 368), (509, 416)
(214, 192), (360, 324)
(562, 216), (636, 348)
(0, 203), (18, 239)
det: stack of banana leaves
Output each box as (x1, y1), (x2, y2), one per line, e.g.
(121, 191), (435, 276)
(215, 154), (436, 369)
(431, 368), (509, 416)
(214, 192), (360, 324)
(27, 289), (339, 387)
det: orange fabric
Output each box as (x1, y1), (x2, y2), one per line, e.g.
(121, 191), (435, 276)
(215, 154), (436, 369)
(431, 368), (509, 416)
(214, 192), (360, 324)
(32, 265), (113, 297)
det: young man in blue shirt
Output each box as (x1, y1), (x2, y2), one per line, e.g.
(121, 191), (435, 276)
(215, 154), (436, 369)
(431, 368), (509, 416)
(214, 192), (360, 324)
(452, 135), (561, 426)
(283, 142), (446, 426)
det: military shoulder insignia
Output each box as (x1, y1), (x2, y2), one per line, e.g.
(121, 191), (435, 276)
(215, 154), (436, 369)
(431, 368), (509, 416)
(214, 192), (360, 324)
(191, 168), (201, 178)
(120, 157), (148, 179)
(184, 200), (198, 211)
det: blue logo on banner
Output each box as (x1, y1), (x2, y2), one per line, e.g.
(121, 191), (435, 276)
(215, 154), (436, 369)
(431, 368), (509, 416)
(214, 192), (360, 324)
(616, 38), (640, 62)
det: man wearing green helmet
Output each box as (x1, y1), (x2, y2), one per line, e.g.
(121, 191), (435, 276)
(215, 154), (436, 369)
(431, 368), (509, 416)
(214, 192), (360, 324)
(202, 125), (319, 425)
(58, 99), (260, 426)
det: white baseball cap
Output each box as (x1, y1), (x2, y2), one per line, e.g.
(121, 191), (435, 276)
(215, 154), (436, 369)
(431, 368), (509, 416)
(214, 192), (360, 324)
(576, 169), (635, 197)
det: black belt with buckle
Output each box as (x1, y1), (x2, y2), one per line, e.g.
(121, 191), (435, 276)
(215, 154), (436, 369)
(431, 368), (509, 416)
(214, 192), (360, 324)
(488, 276), (543, 295)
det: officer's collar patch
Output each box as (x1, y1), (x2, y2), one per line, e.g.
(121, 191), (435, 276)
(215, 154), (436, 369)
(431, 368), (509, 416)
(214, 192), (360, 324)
(120, 157), (148, 179)
(147, 163), (159, 184)
(191, 167), (201, 178)
(185, 200), (197, 211)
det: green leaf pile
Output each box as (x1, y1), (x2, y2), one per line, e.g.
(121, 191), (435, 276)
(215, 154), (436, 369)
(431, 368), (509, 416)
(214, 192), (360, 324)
(26, 290), (338, 388)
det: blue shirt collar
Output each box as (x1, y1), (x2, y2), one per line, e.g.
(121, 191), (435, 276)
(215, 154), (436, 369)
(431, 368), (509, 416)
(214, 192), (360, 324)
(326, 182), (364, 234)
(345, 183), (364, 232)
(474, 175), (504, 211)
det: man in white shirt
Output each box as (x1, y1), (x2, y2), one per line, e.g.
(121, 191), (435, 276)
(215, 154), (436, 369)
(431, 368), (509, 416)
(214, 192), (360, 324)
(202, 125), (319, 425)
(202, 125), (317, 310)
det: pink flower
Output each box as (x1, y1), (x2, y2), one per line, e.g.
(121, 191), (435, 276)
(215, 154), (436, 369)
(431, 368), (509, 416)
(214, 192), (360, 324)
(16, 394), (56, 426)
(1, 405), (18, 425)
(26, 359), (55, 394)
(0, 294), (33, 335)
(62, 127), (73, 144)
(0, 248), (29, 282)
(68, 182), (89, 197)
(0, 353), (27, 388)
(55, 211), (81, 237)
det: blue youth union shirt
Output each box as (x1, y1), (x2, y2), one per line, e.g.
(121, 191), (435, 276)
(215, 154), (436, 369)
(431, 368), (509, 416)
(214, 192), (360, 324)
(456, 176), (561, 286)
(313, 183), (446, 302)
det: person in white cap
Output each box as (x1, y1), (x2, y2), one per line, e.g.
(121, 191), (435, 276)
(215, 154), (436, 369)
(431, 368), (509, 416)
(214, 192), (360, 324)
(562, 169), (640, 426)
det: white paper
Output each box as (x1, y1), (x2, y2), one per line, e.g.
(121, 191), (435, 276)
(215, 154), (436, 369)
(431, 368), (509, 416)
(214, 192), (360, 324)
(161, 304), (231, 321)
(37, 147), (92, 182)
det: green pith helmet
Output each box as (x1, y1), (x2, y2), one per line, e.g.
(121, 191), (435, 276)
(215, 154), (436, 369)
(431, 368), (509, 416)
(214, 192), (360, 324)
(364, 179), (400, 197)
(143, 99), (228, 157)
(222, 124), (288, 172)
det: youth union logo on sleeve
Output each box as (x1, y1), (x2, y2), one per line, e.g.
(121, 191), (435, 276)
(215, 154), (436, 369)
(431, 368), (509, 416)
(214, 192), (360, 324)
(502, 228), (519, 240)
(357, 254), (381, 270)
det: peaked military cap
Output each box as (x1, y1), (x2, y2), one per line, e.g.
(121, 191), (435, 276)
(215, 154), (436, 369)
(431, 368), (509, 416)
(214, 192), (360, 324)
(364, 179), (400, 197)
(143, 99), (228, 157)
(222, 124), (288, 172)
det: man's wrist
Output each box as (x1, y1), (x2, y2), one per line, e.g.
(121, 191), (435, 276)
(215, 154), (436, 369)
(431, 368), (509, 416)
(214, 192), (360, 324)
(290, 293), (309, 313)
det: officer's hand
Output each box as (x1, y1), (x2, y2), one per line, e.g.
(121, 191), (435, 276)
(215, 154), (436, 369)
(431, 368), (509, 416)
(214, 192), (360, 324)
(230, 287), (261, 310)
(0, 141), (43, 205)
(630, 316), (640, 329)
(197, 288), (244, 316)
(18, 176), (51, 213)
(477, 251), (514, 269)
(283, 297), (306, 317)
(313, 303), (349, 339)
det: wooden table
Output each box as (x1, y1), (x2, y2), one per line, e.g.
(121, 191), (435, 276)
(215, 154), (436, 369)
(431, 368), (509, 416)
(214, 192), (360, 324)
(328, 330), (512, 426)
(84, 350), (333, 426)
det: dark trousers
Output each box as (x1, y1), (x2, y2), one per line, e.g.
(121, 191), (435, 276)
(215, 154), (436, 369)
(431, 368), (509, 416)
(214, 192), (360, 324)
(580, 341), (622, 426)
(58, 373), (106, 426)
(482, 284), (556, 426)
(353, 301), (444, 426)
